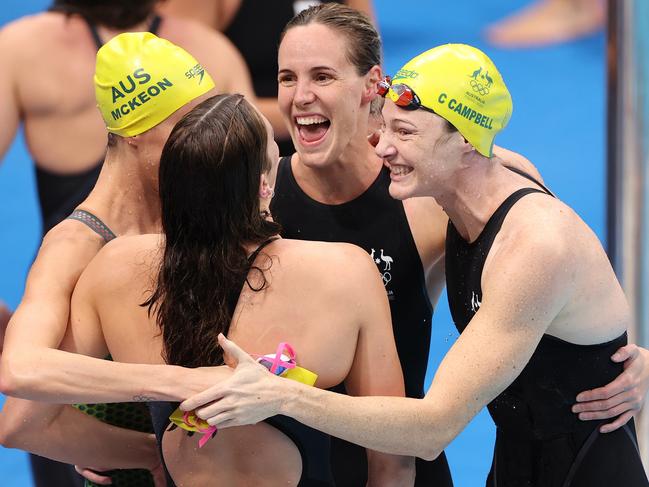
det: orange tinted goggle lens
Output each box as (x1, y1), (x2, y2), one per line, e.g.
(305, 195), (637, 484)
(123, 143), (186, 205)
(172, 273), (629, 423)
(378, 77), (420, 110)
(389, 84), (417, 108)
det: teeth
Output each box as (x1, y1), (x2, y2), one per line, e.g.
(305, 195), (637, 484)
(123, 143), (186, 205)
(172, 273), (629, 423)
(296, 115), (328, 125)
(390, 165), (412, 176)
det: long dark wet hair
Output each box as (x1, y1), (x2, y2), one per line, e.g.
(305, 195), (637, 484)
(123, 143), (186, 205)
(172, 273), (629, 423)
(144, 94), (280, 368)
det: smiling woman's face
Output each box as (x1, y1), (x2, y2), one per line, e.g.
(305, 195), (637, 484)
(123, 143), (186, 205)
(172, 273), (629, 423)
(277, 23), (371, 168)
(376, 99), (462, 200)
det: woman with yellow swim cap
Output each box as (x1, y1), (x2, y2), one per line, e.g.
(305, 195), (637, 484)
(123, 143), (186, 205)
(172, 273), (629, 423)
(64, 93), (414, 486)
(182, 44), (649, 487)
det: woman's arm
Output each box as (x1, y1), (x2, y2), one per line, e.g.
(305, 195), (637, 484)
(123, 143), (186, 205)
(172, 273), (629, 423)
(0, 398), (159, 471)
(183, 226), (571, 459)
(0, 229), (224, 404)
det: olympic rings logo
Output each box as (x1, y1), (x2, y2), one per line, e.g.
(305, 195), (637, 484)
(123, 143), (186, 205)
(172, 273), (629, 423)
(382, 272), (392, 286)
(470, 79), (490, 96)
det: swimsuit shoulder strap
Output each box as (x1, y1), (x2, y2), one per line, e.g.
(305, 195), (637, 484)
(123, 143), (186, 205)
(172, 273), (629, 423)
(84, 14), (163, 51)
(83, 16), (103, 51)
(225, 237), (279, 316)
(504, 165), (555, 197)
(66, 209), (117, 243)
(148, 14), (162, 35)
(247, 237), (278, 264)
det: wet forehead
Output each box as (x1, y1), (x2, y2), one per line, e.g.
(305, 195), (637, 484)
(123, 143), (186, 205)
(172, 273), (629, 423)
(278, 24), (352, 72)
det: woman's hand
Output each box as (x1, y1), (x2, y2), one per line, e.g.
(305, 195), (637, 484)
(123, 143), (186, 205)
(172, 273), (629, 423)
(573, 344), (649, 433)
(180, 334), (287, 428)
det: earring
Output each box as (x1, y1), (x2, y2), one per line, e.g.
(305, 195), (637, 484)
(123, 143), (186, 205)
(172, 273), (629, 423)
(260, 186), (275, 199)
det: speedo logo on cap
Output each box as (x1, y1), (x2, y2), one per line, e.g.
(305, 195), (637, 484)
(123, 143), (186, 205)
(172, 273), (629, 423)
(185, 63), (206, 84)
(437, 93), (494, 130)
(393, 69), (418, 80)
(110, 68), (174, 121)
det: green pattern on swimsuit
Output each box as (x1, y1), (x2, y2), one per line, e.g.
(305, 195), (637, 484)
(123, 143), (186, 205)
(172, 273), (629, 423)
(73, 356), (155, 487)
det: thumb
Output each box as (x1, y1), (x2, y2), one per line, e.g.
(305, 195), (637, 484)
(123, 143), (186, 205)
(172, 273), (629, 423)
(218, 333), (254, 366)
(611, 344), (637, 363)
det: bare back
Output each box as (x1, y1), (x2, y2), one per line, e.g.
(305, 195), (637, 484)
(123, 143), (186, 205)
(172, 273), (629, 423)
(0, 12), (254, 173)
(69, 234), (404, 486)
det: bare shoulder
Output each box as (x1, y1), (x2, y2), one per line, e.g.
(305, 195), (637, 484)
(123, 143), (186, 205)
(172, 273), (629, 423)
(36, 220), (106, 270)
(278, 238), (372, 264)
(497, 193), (584, 260)
(275, 239), (377, 284)
(89, 234), (161, 282)
(0, 12), (74, 49)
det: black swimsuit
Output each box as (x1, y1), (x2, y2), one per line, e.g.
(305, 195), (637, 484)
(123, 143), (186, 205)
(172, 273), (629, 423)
(147, 239), (334, 487)
(445, 169), (649, 487)
(271, 157), (453, 486)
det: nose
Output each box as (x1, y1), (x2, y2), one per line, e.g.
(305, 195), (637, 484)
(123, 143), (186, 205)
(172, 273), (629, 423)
(374, 131), (396, 160)
(293, 79), (316, 108)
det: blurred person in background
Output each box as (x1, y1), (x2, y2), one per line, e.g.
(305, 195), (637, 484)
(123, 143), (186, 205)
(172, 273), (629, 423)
(486, 0), (605, 48)
(160, 0), (375, 155)
(0, 0), (261, 340)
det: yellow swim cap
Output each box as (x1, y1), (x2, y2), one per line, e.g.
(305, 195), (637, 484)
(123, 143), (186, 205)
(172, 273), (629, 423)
(390, 44), (512, 157)
(95, 32), (215, 137)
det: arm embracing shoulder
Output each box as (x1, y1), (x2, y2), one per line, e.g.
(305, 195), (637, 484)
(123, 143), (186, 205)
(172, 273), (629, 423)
(418, 227), (573, 457)
(0, 228), (103, 398)
(279, 224), (574, 460)
(1, 233), (211, 404)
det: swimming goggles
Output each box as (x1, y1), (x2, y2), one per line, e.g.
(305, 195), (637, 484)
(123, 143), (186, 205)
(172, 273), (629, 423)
(377, 76), (436, 114)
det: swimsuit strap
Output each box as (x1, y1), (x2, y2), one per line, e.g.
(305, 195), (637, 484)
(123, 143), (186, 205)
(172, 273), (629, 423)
(85, 14), (163, 50)
(66, 209), (117, 243)
(148, 14), (162, 35)
(85, 18), (103, 51)
(247, 237), (278, 264)
(503, 165), (555, 197)
(225, 237), (279, 315)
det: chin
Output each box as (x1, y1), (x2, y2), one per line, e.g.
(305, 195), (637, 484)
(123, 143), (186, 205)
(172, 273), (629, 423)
(297, 145), (337, 169)
(388, 181), (413, 201)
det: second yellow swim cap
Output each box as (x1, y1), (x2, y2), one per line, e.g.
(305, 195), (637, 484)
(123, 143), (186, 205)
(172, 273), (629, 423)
(95, 32), (215, 137)
(391, 44), (512, 157)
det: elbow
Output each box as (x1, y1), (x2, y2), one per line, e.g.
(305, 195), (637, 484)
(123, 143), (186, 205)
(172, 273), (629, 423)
(0, 353), (32, 398)
(0, 356), (17, 397)
(0, 407), (30, 450)
(0, 419), (20, 450)
(418, 445), (443, 462)
(415, 416), (451, 461)
(418, 428), (453, 461)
